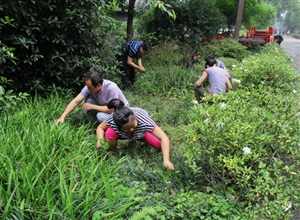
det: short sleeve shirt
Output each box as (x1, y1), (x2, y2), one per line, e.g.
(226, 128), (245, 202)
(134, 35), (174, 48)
(204, 66), (227, 95)
(80, 79), (129, 106)
(127, 41), (142, 59)
(105, 108), (156, 140)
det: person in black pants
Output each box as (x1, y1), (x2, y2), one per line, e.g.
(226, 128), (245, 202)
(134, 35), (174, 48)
(177, 50), (201, 69)
(116, 40), (150, 89)
(274, 35), (284, 45)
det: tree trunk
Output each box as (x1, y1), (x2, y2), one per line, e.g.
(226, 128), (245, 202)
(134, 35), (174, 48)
(126, 0), (136, 41)
(233, 0), (245, 40)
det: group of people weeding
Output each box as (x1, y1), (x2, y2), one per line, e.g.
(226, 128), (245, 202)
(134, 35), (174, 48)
(56, 39), (235, 171)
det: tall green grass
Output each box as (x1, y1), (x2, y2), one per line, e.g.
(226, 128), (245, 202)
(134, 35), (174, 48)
(0, 94), (148, 219)
(0, 91), (197, 219)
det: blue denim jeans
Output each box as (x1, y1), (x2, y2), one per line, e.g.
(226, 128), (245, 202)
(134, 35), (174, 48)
(85, 95), (110, 123)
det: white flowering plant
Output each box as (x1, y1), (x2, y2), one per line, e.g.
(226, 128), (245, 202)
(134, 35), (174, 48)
(229, 43), (299, 95)
(182, 43), (300, 219)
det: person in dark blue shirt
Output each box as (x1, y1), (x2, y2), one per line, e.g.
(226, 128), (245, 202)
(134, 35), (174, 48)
(116, 41), (150, 89)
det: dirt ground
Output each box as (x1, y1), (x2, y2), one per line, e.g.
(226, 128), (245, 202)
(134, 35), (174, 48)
(280, 36), (300, 73)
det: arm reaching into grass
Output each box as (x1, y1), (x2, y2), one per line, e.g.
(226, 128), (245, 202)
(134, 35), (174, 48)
(96, 121), (117, 151)
(151, 126), (174, 170)
(127, 56), (146, 72)
(195, 71), (207, 87)
(96, 121), (107, 148)
(226, 76), (232, 91)
(56, 94), (85, 124)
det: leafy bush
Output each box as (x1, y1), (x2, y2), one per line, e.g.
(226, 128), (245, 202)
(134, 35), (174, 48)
(0, 16), (17, 71)
(200, 39), (250, 61)
(238, 38), (266, 49)
(0, 16), (29, 115)
(0, 1), (124, 94)
(182, 43), (300, 219)
(233, 43), (299, 93)
(136, 0), (226, 47)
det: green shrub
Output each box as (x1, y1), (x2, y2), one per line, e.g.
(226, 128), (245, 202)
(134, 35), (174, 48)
(0, 1), (124, 94)
(0, 17), (29, 115)
(181, 42), (300, 219)
(238, 38), (266, 49)
(200, 39), (250, 61)
(136, 0), (226, 47)
(232, 43), (299, 94)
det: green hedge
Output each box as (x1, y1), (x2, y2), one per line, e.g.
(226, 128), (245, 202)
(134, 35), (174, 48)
(182, 43), (300, 219)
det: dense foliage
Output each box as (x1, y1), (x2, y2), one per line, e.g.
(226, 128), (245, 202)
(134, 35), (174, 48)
(1, 39), (300, 219)
(0, 17), (29, 115)
(200, 39), (249, 61)
(182, 43), (300, 219)
(136, 0), (226, 47)
(268, 0), (300, 33)
(1, 1), (300, 219)
(0, 0), (124, 94)
(249, 2), (276, 29)
(215, 0), (276, 29)
(283, 0), (300, 33)
(238, 38), (266, 49)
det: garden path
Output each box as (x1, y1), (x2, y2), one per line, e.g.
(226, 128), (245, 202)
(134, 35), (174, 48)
(280, 36), (300, 220)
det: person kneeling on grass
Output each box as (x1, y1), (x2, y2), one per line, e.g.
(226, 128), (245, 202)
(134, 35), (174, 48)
(204, 55), (230, 78)
(194, 58), (232, 103)
(96, 99), (174, 170)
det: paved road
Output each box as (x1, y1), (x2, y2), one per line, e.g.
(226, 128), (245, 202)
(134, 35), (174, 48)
(280, 37), (300, 220)
(280, 36), (300, 72)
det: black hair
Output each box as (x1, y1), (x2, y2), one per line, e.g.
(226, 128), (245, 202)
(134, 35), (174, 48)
(85, 71), (104, 87)
(206, 58), (217, 67)
(205, 55), (215, 62)
(107, 99), (135, 130)
(107, 99), (125, 110)
(141, 42), (150, 52)
(191, 50), (201, 58)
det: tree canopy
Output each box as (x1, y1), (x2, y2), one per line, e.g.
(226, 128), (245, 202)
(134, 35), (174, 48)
(136, 0), (226, 46)
(215, 0), (276, 28)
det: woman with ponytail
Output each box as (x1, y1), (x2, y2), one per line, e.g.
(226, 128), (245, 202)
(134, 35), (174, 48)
(96, 99), (174, 170)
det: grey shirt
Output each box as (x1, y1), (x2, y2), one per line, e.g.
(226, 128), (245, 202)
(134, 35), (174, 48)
(205, 66), (227, 95)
